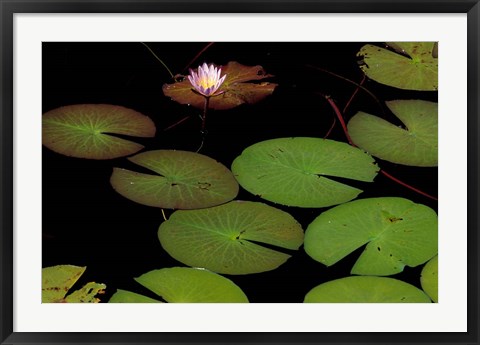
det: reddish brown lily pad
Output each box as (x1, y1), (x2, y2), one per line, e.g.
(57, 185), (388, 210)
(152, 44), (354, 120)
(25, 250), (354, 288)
(162, 61), (278, 110)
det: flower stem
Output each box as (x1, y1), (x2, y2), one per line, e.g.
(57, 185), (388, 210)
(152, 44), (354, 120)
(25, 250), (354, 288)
(197, 96), (210, 152)
(202, 96), (210, 132)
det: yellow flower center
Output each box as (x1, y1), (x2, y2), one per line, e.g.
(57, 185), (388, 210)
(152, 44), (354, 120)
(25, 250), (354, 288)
(198, 77), (216, 89)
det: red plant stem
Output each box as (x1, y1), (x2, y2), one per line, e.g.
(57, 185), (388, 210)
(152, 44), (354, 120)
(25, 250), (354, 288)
(163, 115), (191, 131)
(323, 95), (353, 145)
(321, 94), (438, 201)
(380, 170), (438, 201)
(343, 74), (366, 114)
(182, 42), (215, 74)
(324, 75), (365, 139)
(323, 117), (337, 139)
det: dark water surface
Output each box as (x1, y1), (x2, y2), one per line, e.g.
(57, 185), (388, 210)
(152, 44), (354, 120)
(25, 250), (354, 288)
(42, 42), (438, 303)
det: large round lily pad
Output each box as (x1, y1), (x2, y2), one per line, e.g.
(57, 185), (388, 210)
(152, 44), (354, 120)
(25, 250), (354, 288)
(111, 150), (239, 209)
(231, 137), (379, 208)
(357, 42), (438, 91)
(42, 104), (156, 159)
(163, 61), (278, 110)
(420, 255), (438, 302)
(109, 267), (249, 303)
(348, 100), (438, 167)
(304, 276), (431, 303)
(158, 201), (304, 275)
(304, 197), (438, 276)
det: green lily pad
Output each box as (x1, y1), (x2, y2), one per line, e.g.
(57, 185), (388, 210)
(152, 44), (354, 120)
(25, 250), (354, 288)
(111, 150), (239, 209)
(304, 197), (437, 276)
(42, 104), (156, 159)
(348, 100), (438, 167)
(158, 201), (304, 275)
(231, 137), (379, 208)
(109, 267), (249, 303)
(42, 265), (106, 303)
(109, 289), (162, 303)
(304, 276), (431, 303)
(163, 61), (278, 110)
(357, 42), (438, 91)
(420, 255), (438, 302)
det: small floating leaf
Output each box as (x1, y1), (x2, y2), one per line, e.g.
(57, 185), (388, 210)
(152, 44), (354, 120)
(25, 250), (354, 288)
(109, 267), (249, 303)
(357, 42), (438, 91)
(64, 282), (107, 303)
(111, 150), (239, 209)
(109, 289), (162, 303)
(163, 61), (278, 110)
(42, 265), (106, 303)
(231, 137), (379, 208)
(348, 100), (438, 167)
(42, 104), (156, 159)
(158, 201), (304, 275)
(304, 276), (431, 303)
(420, 255), (438, 302)
(304, 197), (437, 276)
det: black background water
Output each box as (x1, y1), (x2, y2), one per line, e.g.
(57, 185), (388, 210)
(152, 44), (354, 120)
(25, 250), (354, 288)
(42, 42), (438, 303)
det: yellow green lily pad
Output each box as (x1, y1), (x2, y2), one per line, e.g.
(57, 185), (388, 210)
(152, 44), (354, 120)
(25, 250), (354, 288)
(111, 150), (239, 209)
(304, 197), (438, 276)
(42, 104), (156, 159)
(42, 265), (106, 303)
(357, 42), (437, 91)
(348, 100), (437, 167)
(420, 255), (438, 302)
(304, 276), (431, 303)
(231, 137), (379, 208)
(158, 201), (304, 275)
(109, 267), (248, 303)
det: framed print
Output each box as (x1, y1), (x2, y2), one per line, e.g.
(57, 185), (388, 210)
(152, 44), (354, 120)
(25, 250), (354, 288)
(1, 0), (479, 344)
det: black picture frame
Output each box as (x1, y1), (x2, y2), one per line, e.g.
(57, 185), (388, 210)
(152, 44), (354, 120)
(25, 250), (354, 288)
(1, 1), (478, 344)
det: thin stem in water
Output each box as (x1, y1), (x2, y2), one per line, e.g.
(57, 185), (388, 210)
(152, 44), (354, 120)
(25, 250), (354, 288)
(182, 42), (215, 74)
(343, 74), (366, 114)
(163, 115), (192, 131)
(140, 42), (175, 79)
(307, 64), (384, 116)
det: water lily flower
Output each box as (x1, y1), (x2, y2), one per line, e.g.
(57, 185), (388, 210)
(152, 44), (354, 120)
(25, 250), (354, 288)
(188, 63), (227, 97)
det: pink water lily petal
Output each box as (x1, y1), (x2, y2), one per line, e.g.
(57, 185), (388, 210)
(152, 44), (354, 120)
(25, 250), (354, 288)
(188, 63), (227, 97)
